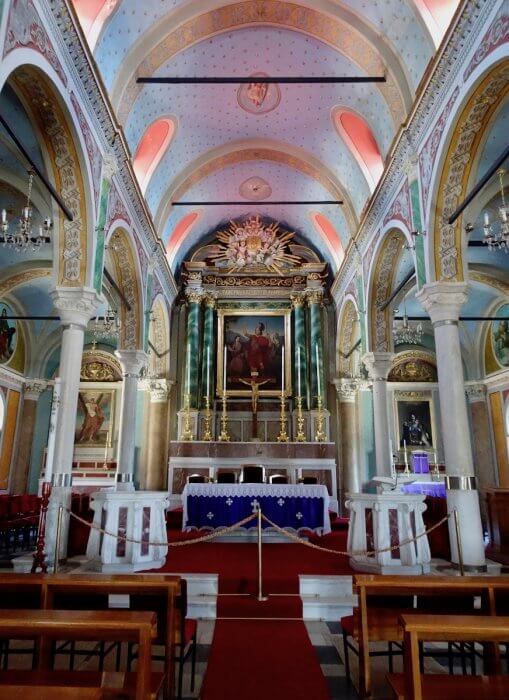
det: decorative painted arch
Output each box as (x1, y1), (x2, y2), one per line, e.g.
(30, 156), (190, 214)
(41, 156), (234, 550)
(166, 211), (202, 268)
(309, 212), (345, 271)
(105, 225), (144, 350)
(148, 294), (170, 377)
(427, 57), (509, 283)
(71, 1), (121, 51)
(332, 107), (384, 192)
(1, 62), (96, 288)
(133, 116), (177, 194)
(337, 296), (360, 377)
(412, 0), (460, 47)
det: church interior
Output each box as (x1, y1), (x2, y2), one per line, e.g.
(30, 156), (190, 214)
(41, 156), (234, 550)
(0, 0), (508, 698)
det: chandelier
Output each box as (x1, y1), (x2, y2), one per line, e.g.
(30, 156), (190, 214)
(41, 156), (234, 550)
(0, 170), (52, 251)
(482, 169), (509, 251)
(393, 297), (423, 346)
(89, 307), (120, 349)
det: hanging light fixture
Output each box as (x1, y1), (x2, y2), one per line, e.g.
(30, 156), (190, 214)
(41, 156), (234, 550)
(482, 169), (509, 251)
(0, 170), (52, 251)
(89, 307), (120, 350)
(393, 295), (423, 346)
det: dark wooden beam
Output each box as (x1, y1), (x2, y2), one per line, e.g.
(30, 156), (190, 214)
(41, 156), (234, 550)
(339, 338), (361, 359)
(172, 200), (343, 206)
(379, 270), (416, 311)
(137, 76), (386, 85)
(103, 267), (132, 311)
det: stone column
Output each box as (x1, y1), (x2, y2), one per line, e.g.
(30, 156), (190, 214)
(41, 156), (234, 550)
(184, 289), (203, 409)
(291, 293), (309, 408)
(11, 380), (48, 494)
(466, 383), (497, 515)
(200, 295), (216, 406)
(362, 352), (394, 478)
(306, 289), (325, 408)
(143, 379), (171, 491)
(114, 349), (148, 491)
(417, 282), (486, 570)
(47, 288), (100, 561)
(334, 379), (361, 496)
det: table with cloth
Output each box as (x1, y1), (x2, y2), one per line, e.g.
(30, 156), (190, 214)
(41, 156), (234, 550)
(182, 483), (331, 535)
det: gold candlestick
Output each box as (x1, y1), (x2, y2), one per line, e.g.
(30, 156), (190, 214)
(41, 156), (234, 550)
(202, 395), (213, 441)
(181, 393), (194, 441)
(218, 390), (230, 442)
(314, 394), (326, 442)
(277, 391), (289, 442)
(295, 395), (306, 442)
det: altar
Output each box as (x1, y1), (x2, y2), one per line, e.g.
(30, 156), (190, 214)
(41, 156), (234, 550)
(182, 482), (331, 534)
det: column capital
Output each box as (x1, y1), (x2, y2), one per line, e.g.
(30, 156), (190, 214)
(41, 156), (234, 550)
(304, 288), (324, 305)
(202, 293), (217, 309)
(23, 378), (49, 401)
(50, 287), (102, 328)
(141, 378), (173, 403)
(102, 152), (118, 182)
(416, 282), (468, 324)
(333, 378), (359, 402)
(185, 288), (205, 304)
(465, 382), (487, 403)
(290, 292), (306, 309)
(362, 352), (394, 380)
(115, 349), (148, 377)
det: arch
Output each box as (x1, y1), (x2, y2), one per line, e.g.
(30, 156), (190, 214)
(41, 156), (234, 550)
(1, 60), (96, 287)
(133, 116), (177, 194)
(105, 225), (143, 350)
(166, 211), (202, 268)
(71, 1), (121, 51)
(427, 58), (509, 283)
(412, 0), (460, 46)
(332, 107), (384, 192)
(148, 294), (170, 378)
(309, 212), (345, 271)
(337, 296), (360, 377)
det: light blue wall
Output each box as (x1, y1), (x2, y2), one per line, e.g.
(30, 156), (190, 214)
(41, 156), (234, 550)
(27, 389), (52, 493)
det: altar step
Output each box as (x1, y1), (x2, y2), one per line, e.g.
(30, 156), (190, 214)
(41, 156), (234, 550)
(181, 572), (355, 621)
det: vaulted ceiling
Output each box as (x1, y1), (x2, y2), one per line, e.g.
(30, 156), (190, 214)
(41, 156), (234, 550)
(72, 0), (461, 273)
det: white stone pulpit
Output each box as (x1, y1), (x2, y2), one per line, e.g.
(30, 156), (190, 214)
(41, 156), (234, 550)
(345, 487), (431, 575)
(86, 491), (169, 572)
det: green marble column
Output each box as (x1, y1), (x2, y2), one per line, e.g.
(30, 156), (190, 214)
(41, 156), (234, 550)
(184, 290), (203, 408)
(291, 294), (309, 409)
(307, 289), (325, 408)
(200, 295), (216, 406)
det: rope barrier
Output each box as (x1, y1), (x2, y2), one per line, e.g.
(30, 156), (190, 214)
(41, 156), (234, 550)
(67, 509), (257, 547)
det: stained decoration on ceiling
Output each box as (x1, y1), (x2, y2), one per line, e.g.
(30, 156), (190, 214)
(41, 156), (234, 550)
(239, 176), (272, 201)
(237, 73), (281, 115)
(209, 216), (301, 274)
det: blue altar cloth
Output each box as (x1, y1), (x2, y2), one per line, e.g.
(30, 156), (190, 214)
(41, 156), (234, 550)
(182, 483), (331, 534)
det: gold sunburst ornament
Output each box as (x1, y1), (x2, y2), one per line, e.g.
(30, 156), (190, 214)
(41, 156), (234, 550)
(210, 216), (301, 274)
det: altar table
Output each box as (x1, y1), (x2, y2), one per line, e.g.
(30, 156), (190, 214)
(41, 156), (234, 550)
(182, 483), (331, 535)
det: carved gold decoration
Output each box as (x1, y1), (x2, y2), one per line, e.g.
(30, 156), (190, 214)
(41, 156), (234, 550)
(185, 289), (205, 304)
(290, 293), (305, 309)
(371, 233), (404, 351)
(388, 351), (437, 383)
(108, 230), (141, 349)
(305, 289), (324, 305)
(81, 350), (122, 382)
(202, 274), (306, 287)
(338, 300), (359, 377)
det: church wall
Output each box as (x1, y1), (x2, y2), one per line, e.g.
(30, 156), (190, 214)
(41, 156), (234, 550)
(358, 388), (375, 489)
(27, 389), (52, 494)
(486, 373), (509, 487)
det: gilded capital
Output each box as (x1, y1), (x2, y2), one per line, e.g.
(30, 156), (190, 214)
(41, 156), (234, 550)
(290, 293), (305, 309)
(185, 289), (205, 304)
(305, 289), (324, 306)
(203, 293), (217, 309)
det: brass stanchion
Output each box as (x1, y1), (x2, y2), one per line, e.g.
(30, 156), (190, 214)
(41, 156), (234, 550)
(181, 393), (194, 441)
(256, 505), (268, 602)
(54, 505), (64, 574)
(314, 395), (326, 442)
(453, 508), (465, 576)
(276, 390), (289, 442)
(218, 389), (230, 441)
(295, 395), (306, 442)
(31, 481), (51, 573)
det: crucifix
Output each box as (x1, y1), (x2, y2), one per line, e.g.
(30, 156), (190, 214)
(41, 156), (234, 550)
(238, 370), (273, 440)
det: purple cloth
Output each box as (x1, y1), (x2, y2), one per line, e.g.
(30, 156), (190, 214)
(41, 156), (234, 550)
(402, 482), (446, 498)
(412, 452), (430, 474)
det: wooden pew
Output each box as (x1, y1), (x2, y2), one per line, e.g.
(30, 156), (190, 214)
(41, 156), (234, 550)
(387, 614), (509, 700)
(0, 609), (160, 699)
(351, 574), (509, 698)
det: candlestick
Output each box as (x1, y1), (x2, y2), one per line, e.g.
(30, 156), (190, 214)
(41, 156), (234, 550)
(276, 389), (289, 442)
(218, 388), (230, 442)
(181, 393), (194, 441)
(403, 439), (410, 475)
(314, 394), (326, 442)
(295, 395), (306, 442)
(202, 394), (213, 441)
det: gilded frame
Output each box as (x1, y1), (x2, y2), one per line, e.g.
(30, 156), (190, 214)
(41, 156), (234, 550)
(217, 308), (292, 396)
(394, 392), (436, 451)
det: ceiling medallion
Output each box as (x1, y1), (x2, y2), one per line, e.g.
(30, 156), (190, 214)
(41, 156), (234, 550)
(237, 73), (281, 115)
(239, 176), (272, 201)
(210, 216), (301, 274)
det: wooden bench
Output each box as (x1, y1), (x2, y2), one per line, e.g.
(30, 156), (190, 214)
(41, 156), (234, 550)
(0, 609), (161, 699)
(348, 574), (509, 697)
(387, 614), (509, 700)
(0, 573), (181, 698)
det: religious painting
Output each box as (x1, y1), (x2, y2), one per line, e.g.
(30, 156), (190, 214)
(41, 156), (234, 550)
(491, 303), (509, 368)
(74, 389), (115, 447)
(0, 303), (17, 364)
(396, 398), (434, 449)
(217, 309), (292, 396)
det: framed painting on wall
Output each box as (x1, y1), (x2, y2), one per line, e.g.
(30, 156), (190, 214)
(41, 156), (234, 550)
(492, 303), (509, 368)
(396, 397), (434, 449)
(217, 309), (292, 396)
(74, 389), (115, 447)
(0, 303), (17, 364)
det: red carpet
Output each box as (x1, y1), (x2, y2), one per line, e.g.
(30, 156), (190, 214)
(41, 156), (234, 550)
(200, 618), (331, 700)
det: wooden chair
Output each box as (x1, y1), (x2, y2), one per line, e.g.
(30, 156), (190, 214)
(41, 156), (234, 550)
(187, 474), (209, 484)
(216, 471), (236, 484)
(299, 476), (318, 485)
(241, 465), (265, 483)
(269, 474), (288, 484)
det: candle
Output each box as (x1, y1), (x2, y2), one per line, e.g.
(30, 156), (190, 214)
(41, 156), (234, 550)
(206, 345), (211, 397)
(223, 346), (227, 394)
(316, 345), (321, 397)
(484, 211), (490, 227)
(186, 350), (191, 395)
(297, 345), (302, 397)
(403, 439), (409, 467)
(433, 449), (438, 465)
(281, 344), (285, 393)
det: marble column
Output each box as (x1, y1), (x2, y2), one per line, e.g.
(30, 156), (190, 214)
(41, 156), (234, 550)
(291, 293), (309, 409)
(466, 383), (497, 515)
(417, 282), (486, 570)
(114, 349), (148, 491)
(143, 379), (171, 491)
(47, 288), (100, 561)
(306, 289), (325, 408)
(200, 295), (216, 406)
(335, 379), (361, 496)
(362, 352), (394, 478)
(11, 380), (48, 494)
(184, 289), (203, 409)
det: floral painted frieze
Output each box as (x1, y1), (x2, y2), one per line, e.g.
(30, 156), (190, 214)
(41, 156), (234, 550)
(464, 8), (509, 82)
(70, 93), (102, 211)
(383, 180), (412, 231)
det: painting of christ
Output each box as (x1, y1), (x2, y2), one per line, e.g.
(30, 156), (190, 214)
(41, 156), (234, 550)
(218, 310), (291, 396)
